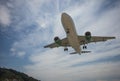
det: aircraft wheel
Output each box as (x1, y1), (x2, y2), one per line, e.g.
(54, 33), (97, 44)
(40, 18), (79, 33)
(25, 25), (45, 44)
(64, 48), (68, 51)
(83, 46), (85, 49)
(85, 46), (87, 49)
(66, 30), (69, 34)
(83, 46), (87, 49)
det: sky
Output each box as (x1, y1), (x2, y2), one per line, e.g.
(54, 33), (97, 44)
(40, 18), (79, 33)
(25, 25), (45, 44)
(0, 0), (120, 81)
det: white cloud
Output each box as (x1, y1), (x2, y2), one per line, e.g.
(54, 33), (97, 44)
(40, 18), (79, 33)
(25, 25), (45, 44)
(8, 0), (120, 81)
(17, 51), (26, 57)
(10, 47), (26, 57)
(10, 48), (16, 52)
(10, 48), (16, 56)
(27, 0), (48, 15)
(0, 5), (11, 26)
(61, 0), (120, 37)
(24, 50), (120, 81)
(86, 5), (120, 36)
(97, 79), (120, 81)
(27, 0), (54, 30)
(97, 80), (107, 81)
(23, 38), (120, 81)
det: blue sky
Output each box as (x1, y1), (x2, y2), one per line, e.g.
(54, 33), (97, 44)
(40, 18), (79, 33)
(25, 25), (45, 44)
(0, 0), (120, 81)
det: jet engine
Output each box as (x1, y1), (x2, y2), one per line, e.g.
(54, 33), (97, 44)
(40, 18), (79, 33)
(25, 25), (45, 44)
(54, 36), (61, 45)
(85, 31), (91, 42)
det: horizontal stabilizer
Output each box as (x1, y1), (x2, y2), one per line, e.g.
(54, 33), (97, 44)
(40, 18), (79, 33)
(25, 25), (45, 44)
(70, 52), (77, 54)
(81, 51), (91, 53)
(70, 51), (91, 55)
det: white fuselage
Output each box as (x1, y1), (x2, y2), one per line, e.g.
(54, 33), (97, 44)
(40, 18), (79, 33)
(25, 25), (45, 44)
(61, 13), (81, 54)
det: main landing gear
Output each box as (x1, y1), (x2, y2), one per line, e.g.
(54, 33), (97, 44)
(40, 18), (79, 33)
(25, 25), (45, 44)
(83, 45), (87, 49)
(64, 47), (68, 51)
(81, 40), (87, 49)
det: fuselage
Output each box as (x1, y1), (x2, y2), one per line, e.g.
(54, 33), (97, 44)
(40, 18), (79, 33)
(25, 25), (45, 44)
(61, 13), (81, 54)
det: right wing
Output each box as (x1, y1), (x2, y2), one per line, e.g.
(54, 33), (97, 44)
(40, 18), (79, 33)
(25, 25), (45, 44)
(44, 38), (70, 48)
(91, 36), (115, 42)
(78, 36), (115, 45)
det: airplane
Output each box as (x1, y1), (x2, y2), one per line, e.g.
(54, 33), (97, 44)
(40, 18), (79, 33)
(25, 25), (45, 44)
(44, 13), (115, 54)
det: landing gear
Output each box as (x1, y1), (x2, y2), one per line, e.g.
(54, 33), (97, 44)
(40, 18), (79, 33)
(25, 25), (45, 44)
(66, 28), (70, 34)
(64, 47), (68, 51)
(66, 30), (69, 34)
(83, 45), (87, 49)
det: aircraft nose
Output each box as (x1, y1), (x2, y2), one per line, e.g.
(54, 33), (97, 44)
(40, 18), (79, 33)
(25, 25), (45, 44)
(61, 13), (68, 18)
(62, 12), (67, 16)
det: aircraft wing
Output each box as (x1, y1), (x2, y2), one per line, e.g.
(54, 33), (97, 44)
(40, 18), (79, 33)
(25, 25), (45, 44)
(78, 36), (115, 45)
(44, 38), (69, 48)
(44, 36), (115, 48)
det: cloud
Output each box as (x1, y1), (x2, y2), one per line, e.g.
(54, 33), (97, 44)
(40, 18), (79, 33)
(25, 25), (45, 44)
(86, 4), (120, 36)
(97, 79), (120, 81)
(0, 5), (11, 26)
(7, 0), (120, 81)
(10, 0), (119, 57)
(9, 0), (63, 57)
(23, 39), (120, 81)
(16, 51), (26, 57)
(97, 80), (107, 81)
(24, 50), (120, 81)
(59, 0), (120, 37)
(10, 47), (26, 57)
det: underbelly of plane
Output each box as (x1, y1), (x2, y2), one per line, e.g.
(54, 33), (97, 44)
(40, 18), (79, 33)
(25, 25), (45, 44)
(67, 32), (80, 53)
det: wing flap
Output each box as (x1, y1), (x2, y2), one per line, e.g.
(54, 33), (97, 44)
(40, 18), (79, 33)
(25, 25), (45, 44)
(44, 38), (70, 48)
(91, 36), (115, 42)
(44, 43), (58, 48)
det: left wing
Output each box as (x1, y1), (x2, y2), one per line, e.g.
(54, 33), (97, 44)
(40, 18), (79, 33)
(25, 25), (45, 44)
(44, 38), (70, 48)
(78, 36), (115, 45)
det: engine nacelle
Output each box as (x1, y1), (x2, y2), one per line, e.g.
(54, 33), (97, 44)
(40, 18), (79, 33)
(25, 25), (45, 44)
(54, 36), (61, 45)
(85, 31), (91, 42)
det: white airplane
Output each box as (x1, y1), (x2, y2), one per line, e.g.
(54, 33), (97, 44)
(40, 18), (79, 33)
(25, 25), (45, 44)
(44, 13), (115, 54)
